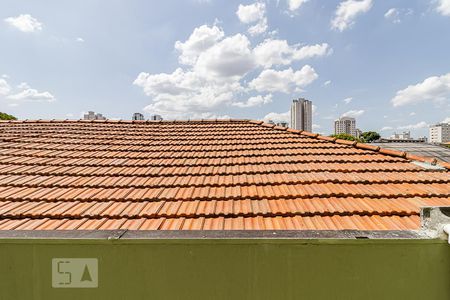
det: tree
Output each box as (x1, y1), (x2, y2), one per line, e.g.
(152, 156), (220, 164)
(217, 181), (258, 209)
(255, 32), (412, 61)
(330, 133), (361, 142)
(0, 112), (17, 120)
(361, 131), (380, 143)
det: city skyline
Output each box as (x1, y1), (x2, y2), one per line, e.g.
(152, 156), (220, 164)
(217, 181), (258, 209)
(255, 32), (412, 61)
(0, 0), (450, 137)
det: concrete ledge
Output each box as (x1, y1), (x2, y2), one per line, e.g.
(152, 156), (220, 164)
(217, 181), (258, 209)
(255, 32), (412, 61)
(0, 229), (426, 240)
(421, 206), (450, 239)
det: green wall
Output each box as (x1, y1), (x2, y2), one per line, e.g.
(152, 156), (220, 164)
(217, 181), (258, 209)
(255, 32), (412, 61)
(0, 238), (449, 300)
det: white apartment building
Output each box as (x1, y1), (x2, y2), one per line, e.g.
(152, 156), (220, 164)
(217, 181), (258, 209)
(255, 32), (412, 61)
(429, 123), (450, 143)
(132, 113), (144, 121)
(83, 111), (106, 120)
(334, 117), (356, 137)
(290, 98), (312, 131)
(150, 114), (163, 121)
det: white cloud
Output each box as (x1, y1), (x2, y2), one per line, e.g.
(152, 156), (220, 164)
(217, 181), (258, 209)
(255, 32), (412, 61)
(248, 18), (268, 36)
(331, 0), (373, 31)
(236, 2), (268, 36)
(342, 109), (364, 117)
(4, 14), (43, 33)
(384, 8), (413, 23)
(381, 126), (393, 131)
(189, 112), (231, 120)
(253, 39), (331, 68)
(236, 2), (266, 23)
(135, 24), (329, 119)
(249, 65), (318, 93)
(397, 121), (428, 130)
(287, 0), (310, 11)
(76, 37), (85, 42)
(409, 112), (416, 116)
(312, 124), (321, 130)
(0, 79), (11, 96)
(263, 111), (290, 123)
(194, 33), (256, 80)
(175, 25), (224, 65)
(17, 82), (30, 90)
(436, 0), (450, 16)
(292, 43), (333, 60)
(384, 8), (400, 23)
(343, 97), (353, 104)
(443, 117), (450, 123)
(7, 89), (55, 102)
(232, 94), (272, 108)
(1, 78), (55, 105)
(323, 80), (332, 86)
(136, 26), (258, 118)
(134, 68), (243, 118)
(391, 73), (450, 107)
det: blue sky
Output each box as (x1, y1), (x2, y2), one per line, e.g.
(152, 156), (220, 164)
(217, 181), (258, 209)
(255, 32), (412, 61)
(0, 0), (449, 136)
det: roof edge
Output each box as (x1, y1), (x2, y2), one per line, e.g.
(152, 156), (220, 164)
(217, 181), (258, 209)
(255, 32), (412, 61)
(0, 119), (251, 124)
(251, 120), (449, 170)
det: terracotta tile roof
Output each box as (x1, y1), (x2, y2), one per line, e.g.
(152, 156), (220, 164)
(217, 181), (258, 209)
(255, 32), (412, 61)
(0, 119), (449, 231)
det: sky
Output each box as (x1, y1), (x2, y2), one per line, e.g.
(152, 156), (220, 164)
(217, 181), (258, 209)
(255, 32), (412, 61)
(0, 0), (450, 137)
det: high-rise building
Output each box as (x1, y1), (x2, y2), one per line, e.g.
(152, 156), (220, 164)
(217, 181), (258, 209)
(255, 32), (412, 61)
(83, 111), (106, 120)
(290, 98), (312, 131)
(150, 114), (163, 121)
(334, 117), (356, 136)
(429, 123), (450, 143)
(132, 113), (144, 121)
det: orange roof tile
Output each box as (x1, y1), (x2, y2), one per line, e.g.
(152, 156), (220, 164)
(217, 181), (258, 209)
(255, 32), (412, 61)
(0, 119), (449, 231)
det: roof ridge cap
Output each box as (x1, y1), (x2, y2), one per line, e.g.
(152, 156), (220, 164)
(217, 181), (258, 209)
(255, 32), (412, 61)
(253, 120), (449, 170)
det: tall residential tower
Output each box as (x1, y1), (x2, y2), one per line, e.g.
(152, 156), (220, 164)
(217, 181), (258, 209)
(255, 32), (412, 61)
(290, 98), (312, 131)
(334, 117), (357, 137)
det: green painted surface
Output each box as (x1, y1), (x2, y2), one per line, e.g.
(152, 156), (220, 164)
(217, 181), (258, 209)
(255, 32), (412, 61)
(0, 239), (449, 300)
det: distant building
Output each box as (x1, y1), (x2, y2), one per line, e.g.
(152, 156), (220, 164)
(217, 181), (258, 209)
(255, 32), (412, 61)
(132, 113), (144, 121)
(290, 98), (312, 131)
(391, 131), (412, 140)
(429, 123), (450, 143)
(150, 114), (163, 121)
(83, 111), (106, 120)
(266, 120), (288, 127)
(277, 121), (288, 128)
(334, 117), (357, 137)
(378, 131), (427, 143)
